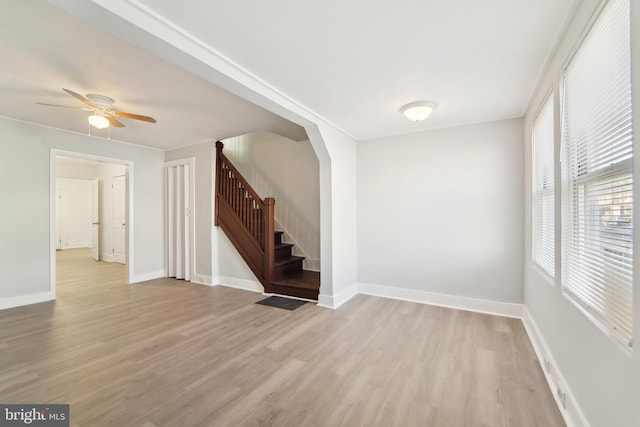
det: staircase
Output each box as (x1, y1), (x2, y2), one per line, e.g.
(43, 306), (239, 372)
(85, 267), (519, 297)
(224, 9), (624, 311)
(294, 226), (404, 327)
(215, 141), (320, 300)
(272, 231), (320, 299)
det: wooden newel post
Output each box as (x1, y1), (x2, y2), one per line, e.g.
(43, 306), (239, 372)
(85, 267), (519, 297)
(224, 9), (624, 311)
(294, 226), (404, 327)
(214, 141), (223, 226)
(263, 197), (275, 292)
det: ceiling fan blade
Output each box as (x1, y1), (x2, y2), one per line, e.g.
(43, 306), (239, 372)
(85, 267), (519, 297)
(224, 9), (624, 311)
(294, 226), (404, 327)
(36, 102), (93, 111)
(63, 88), (96, 108)
(106, 116), (126, 128)
(113, 111), (157, 123)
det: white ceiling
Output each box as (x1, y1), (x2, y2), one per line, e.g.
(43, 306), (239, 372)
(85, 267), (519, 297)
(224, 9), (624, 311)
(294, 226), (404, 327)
(0, 0), (307, 150)
(0, 0), (577, 148)
(133, 0), (578, 140)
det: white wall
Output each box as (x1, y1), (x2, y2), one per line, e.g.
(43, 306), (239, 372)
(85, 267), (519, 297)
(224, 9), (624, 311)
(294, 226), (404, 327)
(0, 117), (165, 304)
(165, 141), (213, 284)
(214, 229), (258, 287)
(223, 131), (320, 271)
(523, 1), (640, 426)
(313, 123), (358, 304)
(358, 118), (524, 304)
(56, 158), (99, 180)
(56, 177), (93, 249)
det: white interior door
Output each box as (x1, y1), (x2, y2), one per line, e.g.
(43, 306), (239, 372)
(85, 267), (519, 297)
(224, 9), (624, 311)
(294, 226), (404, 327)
(112, 175), (126, 264)
(91, 179), (99, 261)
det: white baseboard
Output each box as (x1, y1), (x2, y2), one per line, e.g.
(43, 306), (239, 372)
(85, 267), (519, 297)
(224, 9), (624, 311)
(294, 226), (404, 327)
(100, 253), (115, 262)
(357, 282), (523, 318)
(318, 283), (358, 309)
(317, 282), (523, 317)
(522, 307), (590, 427)
(214, 276), (263, 293)
(62, 243), (91, 249)
(191, 274), (213, 286)
(131, 270), (165, 284)
(0, 291), (54, 311)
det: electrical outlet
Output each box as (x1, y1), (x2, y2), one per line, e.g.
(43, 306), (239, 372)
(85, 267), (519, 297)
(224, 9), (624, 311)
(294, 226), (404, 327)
(556, 385), (566, 409)
(543, 356), (551, 373)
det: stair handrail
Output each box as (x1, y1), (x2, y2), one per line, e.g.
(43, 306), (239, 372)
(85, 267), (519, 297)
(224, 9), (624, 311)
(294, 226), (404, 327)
(216, 141), (265, 215)
(215, 141), (274, 290)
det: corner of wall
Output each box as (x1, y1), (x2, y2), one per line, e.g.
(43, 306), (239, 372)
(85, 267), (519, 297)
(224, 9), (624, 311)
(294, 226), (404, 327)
(317, 282), (358, 309)
(131, 270), (166, 283)
(191, 274), (214, 286)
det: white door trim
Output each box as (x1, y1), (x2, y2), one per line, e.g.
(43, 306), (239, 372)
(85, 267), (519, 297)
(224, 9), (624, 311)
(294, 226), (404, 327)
(50, 150), (135, 299)
(111, 174), (127, 264)
(91, 178), (99, 261)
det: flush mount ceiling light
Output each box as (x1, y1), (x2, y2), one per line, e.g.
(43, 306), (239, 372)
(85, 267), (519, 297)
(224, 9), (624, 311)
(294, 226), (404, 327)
(400, 101), (437, 122)
(88, 111), (110, 129)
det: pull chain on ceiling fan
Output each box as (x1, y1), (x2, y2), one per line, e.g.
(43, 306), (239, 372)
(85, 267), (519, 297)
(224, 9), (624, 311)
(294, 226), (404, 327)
(37, 88), (157, 129)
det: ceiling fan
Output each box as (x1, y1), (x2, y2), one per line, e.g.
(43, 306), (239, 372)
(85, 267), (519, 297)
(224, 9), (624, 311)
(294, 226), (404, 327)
(37, 88), (157, 129)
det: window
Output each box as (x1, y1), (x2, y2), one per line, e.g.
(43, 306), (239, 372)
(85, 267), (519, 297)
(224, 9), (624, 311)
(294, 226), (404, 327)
(562, 0), (633, 347)
(532, 94), (555, 278)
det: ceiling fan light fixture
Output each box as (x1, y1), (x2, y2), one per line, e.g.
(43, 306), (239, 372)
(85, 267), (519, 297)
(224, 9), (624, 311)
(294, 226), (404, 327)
(400, 101), (437, 121)
(88, 112), (109, 129)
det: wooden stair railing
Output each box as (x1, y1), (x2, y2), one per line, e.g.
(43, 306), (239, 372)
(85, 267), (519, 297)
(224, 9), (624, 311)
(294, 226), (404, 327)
(215, 141), (274, 292)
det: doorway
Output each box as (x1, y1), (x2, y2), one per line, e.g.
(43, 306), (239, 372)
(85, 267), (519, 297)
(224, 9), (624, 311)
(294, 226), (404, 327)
(50, 151), (134, 298)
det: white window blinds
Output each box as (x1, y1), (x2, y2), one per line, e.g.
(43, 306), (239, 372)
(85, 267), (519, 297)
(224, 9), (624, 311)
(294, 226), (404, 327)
(562, 0), (633, 347)
(532, 94), (555, 277)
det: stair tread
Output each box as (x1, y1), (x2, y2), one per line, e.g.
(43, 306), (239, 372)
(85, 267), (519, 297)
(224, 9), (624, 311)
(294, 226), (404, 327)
(274, 255), (304, 267)
(271, 281), (318, 291)
(275, 243), (294, 249)
(271, 270), (320, 290)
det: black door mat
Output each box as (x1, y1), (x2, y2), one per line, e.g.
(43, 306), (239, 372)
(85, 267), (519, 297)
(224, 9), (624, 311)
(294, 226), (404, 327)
(255, 296), (307, 311)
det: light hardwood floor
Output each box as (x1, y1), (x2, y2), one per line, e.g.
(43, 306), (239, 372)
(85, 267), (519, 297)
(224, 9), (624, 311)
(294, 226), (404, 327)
(0, 248), (564, 426)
